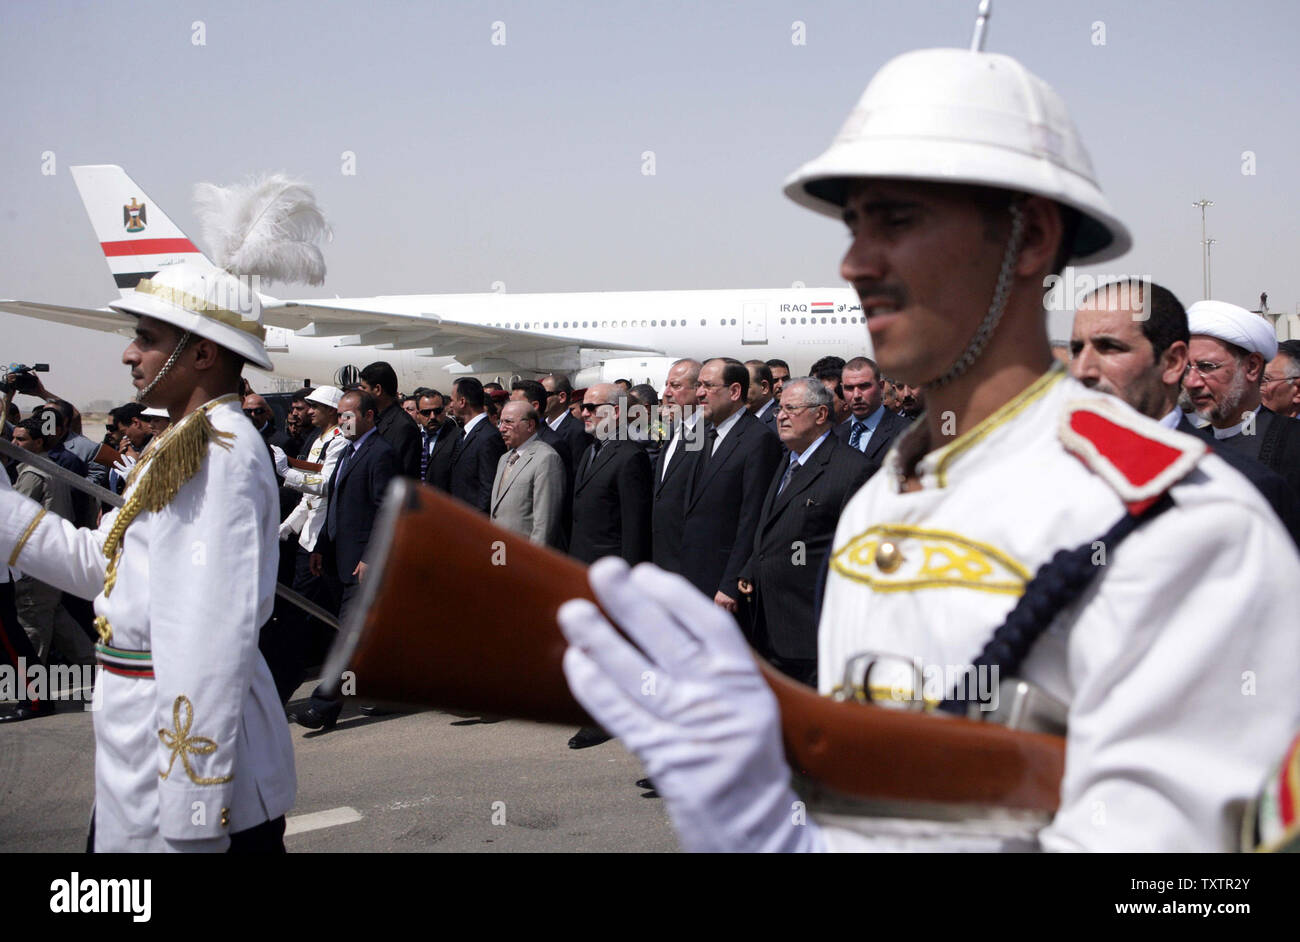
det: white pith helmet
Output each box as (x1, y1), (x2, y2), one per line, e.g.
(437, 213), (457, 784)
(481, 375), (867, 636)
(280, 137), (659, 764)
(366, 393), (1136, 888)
(783, 48), (1132, 264)
(305, 384), (344, 410)
(110, 261), (274, 370)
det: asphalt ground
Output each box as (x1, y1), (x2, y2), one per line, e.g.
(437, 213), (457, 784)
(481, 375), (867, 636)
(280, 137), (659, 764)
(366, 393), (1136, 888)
(0, 678), (677, 853)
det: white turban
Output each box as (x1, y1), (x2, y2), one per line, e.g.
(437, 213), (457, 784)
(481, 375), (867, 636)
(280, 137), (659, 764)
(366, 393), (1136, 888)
(1187, 300), (1278, 360)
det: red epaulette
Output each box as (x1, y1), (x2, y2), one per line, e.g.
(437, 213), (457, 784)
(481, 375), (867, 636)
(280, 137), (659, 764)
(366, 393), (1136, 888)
(1058, 398), (1206, 515)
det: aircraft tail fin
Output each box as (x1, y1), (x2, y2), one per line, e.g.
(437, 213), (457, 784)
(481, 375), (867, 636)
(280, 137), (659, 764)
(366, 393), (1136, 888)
(68, 164), (214, 297)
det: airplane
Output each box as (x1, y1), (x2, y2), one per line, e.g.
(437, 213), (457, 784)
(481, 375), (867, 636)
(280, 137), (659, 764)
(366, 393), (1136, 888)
(2, 165), (873, 391)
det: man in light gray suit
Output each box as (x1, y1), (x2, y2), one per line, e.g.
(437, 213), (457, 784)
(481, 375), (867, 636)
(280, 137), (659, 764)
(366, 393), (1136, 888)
(491, 400), (566, 547)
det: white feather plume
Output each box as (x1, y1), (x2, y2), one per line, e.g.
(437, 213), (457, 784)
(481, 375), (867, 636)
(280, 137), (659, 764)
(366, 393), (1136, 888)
(193, 173), (332, 286)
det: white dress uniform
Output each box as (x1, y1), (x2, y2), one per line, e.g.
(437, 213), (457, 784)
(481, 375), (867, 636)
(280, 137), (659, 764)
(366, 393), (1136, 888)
(0, 394), (296, 851)
(279, 425), (347, 552)
(815, 366), (1300, 851)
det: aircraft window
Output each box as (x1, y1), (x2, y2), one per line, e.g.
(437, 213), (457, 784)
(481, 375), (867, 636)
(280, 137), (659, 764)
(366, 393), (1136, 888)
(700, 319), (706, 327)
(583, 321), (588, 328)
(780, 318), (786, 325)
(622, 321), (629, 328)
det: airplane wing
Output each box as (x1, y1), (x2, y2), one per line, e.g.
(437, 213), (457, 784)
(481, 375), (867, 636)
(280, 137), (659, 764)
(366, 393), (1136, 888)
(267, 299), (664, 366)
(0, 300), (133, 336)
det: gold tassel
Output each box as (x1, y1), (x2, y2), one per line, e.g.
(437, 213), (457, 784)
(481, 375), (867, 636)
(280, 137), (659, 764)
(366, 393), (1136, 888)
(96, 395), (239, 642)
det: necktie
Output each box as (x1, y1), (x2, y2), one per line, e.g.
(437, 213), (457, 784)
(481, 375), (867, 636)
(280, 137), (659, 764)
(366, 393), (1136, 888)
(420, 430), (431, 479)
(849, 420), (867, 451)
(582, 441), (602, 481)
(326, 445), (354, 539)
(777, 454), (799, 494)
(693, 425), (718, 489)
(501, 449), (521, 485)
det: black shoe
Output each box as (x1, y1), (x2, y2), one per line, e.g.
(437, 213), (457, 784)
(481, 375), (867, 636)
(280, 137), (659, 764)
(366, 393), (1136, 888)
(567, 726), (611, 749)
(0, 701), (55, 723)
(635, 778), (654, 791)
(291, 704), (341, 730)
(358, 705), (396, 717)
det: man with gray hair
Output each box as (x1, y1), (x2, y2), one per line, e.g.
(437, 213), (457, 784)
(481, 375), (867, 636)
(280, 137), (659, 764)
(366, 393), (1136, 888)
(738, 378), (872, 685)
(1184, 300), (1300, 496)
(651, 358), (701, 573)
(491, 400), (565, 548)
(1262, 340), (1300, 419)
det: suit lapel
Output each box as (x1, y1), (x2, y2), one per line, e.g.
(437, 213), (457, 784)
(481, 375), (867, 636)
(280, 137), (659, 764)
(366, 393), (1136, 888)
(766, 437), (830, 525)
(687, 415), (746, 510)
(581, 439), (619, 488)
(655, 424), (693, 495)
(494, 442), (535, 510)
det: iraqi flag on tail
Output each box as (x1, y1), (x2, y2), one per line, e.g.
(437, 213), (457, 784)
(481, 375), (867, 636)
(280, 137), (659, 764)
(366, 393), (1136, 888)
(69, 165), (212, 295)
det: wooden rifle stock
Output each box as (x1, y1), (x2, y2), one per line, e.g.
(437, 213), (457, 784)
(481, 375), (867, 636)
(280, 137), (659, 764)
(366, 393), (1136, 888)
(287, 457), (323, 473)
(324, 479), (1065, 813)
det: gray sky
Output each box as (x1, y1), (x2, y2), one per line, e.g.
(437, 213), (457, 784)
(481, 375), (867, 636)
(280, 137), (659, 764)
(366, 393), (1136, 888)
(3, 0), (1297, 405)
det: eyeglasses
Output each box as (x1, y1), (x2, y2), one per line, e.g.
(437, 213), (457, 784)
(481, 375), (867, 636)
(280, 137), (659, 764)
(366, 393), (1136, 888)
(1262, 374), (1300, 386)
(1187, 360), (1229, 378)
(579, 402), (612, 413)
(418, 407), (443, 416)
(775, 403), (818, 415)
(695, 381), (728, 390)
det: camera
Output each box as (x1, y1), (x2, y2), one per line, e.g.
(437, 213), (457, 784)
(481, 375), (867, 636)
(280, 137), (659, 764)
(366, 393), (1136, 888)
(1, 363), (50, 395)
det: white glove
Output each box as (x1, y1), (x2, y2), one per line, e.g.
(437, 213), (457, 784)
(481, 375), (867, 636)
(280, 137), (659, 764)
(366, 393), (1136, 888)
(270, 445), (289, 477)
(111, 454), (137, 478)
(558, 557), (823, 853)
(277, 521), (296, 542)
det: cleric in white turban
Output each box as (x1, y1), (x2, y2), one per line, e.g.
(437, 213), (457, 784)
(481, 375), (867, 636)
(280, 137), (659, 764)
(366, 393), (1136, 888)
(1187, 299), (1278, 360)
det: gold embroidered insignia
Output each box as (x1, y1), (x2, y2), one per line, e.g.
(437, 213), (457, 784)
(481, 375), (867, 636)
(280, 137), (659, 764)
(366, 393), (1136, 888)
(158, 695), (233, 785)
(832, 525), (1030, 595)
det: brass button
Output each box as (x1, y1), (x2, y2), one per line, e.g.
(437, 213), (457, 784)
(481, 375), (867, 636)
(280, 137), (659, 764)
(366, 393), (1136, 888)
(875, 541), (904, 573)
(220, 808), (230, 828)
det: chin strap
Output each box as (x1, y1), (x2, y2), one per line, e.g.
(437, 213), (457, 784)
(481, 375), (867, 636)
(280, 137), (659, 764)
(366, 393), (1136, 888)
(924, 199), (1026, 391)
(136, 330), (193, 403)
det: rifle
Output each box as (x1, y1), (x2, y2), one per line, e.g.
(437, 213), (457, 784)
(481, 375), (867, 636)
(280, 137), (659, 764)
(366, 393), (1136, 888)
(324, 478), (1066, 813)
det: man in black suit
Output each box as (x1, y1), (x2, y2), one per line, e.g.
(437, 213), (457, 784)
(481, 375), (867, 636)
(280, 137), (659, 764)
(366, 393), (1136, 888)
(651, 358), (701, 573)
(540, 373), (593, 472)
(359, 360), (423, 478)
(566, 382), (653, 750)
(293, 389), (399, 730)
(1183, 300), (1300, 498)
(680, 357), (783, 614)
(745, 360), (779, 433)
(835, 356), (910, 468)
(418, 390), (461, 492)
(1070, 279), (1300, 549)
(765, 358), (791, 400)
(739, 378), (873, 686)
(447, 377), (506, 513)
(569, 383), (652, 566)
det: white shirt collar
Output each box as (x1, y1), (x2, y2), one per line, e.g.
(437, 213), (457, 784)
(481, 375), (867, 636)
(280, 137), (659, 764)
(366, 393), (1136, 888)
(548, 412), (565, 431)
(463, 412), (488, 436)
(1158, 407), (1182, 430)
(1212, 404), (1261, 440)
(754, 399), (775, 419)
(791, 430), (832, 466)
(712, 407), (744, 443)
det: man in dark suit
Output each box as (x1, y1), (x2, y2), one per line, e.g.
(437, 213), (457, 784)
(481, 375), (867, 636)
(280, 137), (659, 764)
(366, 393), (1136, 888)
(739, 378), (873, 686)
(566, 382), (653, 750)
(359, 360), (423, 478)
(835, 356), (910, 468)
(680, 357), (783, 614)
(540, 373), (593, 472)
(418, 390), (461, 492)
(447, 377), (506, 513)
(745, 360), (779, 433)
(1183, 300), (1300, 498)
(1070, 279), (1300, 549)
(569, 384), (652, 566)
(293, 389), (399, 730)
(651, 358), (701, 573)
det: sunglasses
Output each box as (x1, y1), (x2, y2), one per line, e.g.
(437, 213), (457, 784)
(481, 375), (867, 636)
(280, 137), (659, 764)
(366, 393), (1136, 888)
(418, 407), (444, 417)
(242, 408), (269, 417)
(579, 402), (611, 413)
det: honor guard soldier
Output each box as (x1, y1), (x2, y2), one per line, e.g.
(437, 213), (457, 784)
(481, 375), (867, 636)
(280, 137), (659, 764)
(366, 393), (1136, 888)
(0, 261), (296, 851)
(557, 42), (1300, 851)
